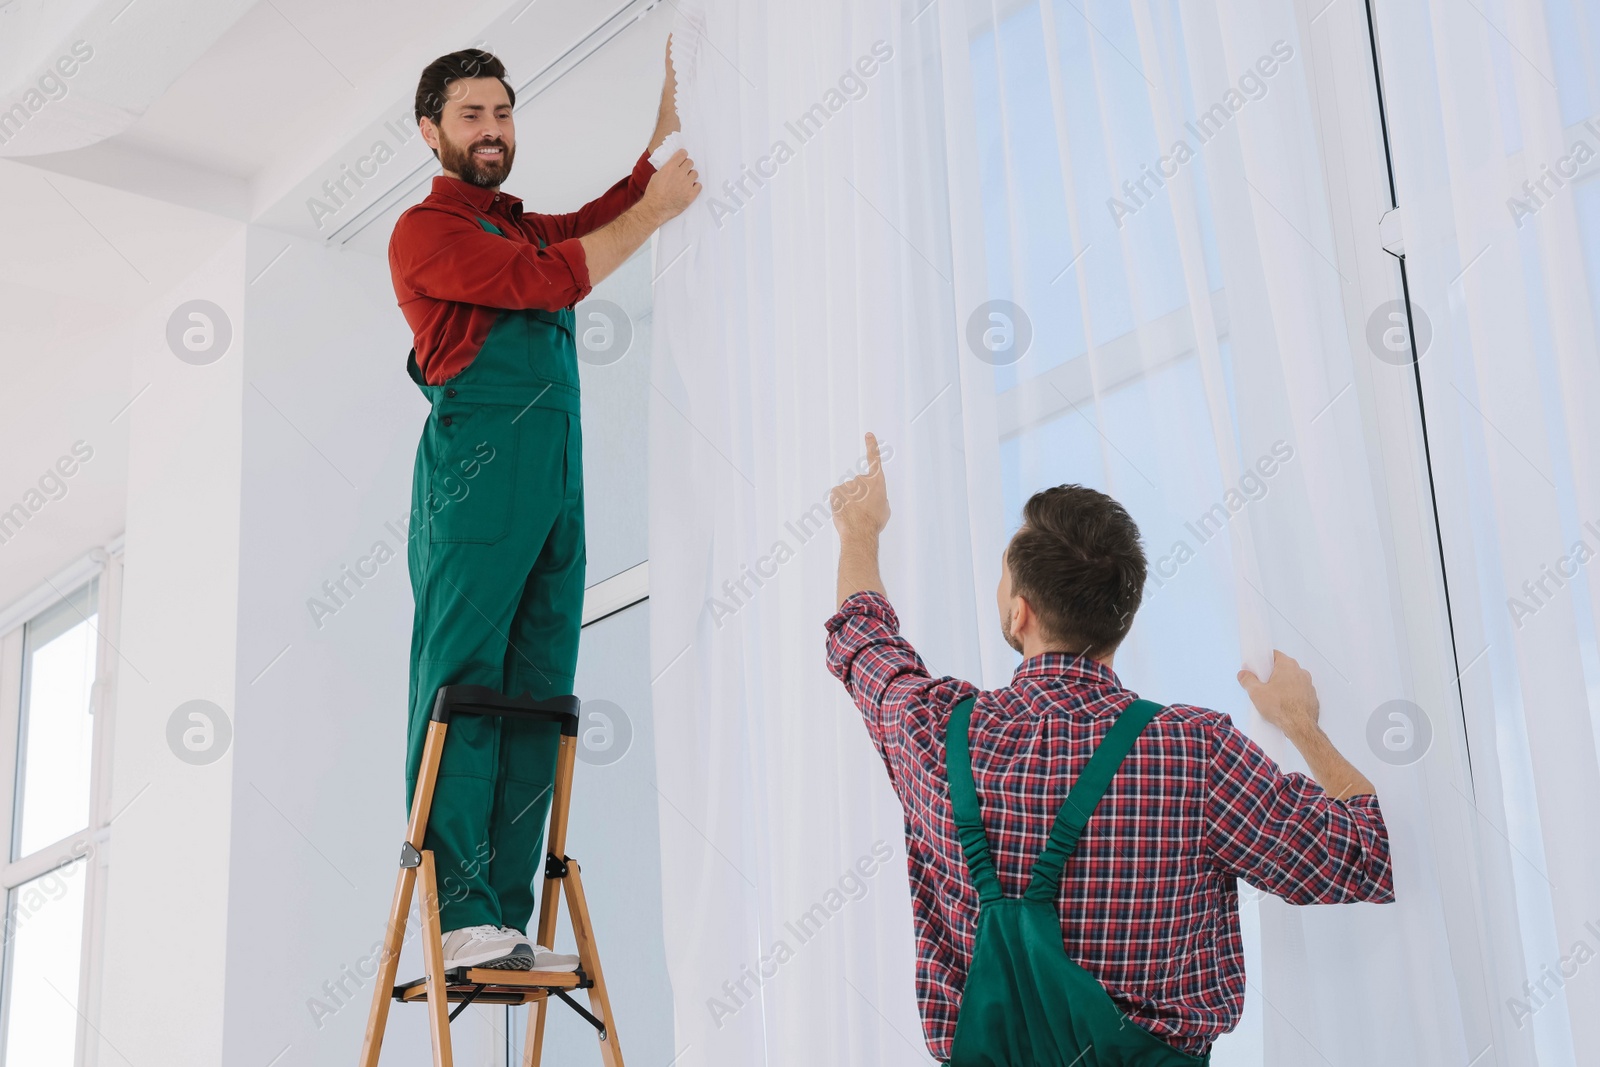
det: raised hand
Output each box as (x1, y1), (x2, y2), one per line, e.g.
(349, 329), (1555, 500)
(831, 432), (891, 538)
(1237, 650), (1320, 740)
(643, 148), (700, 221)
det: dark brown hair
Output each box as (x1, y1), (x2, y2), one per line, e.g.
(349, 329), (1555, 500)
(1006, 484), (1146, 658)
(414, 49), (516, 135)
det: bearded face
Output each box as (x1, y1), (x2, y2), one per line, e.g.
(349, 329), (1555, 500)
(436, 124), (514, 188)
(427, 76), (517, 188)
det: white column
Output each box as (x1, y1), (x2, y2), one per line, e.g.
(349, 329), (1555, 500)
(98, 229), (245, 1067)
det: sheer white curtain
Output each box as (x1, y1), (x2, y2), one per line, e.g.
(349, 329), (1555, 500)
(649, 3), (958, 1062)
(1374, 1), (1600, 1063)
(649, 0), (1593, 1065)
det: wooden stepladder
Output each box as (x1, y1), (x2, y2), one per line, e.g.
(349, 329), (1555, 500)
(357, 685), (625, 1067)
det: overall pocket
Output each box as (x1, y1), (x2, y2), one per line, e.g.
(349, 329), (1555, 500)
(523, 309), (579, 392)
(425, 405), (519, 545)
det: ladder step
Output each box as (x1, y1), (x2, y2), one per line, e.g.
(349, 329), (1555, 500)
(393, 966), (589, 1005)
(399, 986), (542, 1006)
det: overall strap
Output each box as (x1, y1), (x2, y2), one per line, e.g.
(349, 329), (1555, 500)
(476, 215), (546, 249)
(1024, 699), (1163, 902)
(945, 696), (1004, 904)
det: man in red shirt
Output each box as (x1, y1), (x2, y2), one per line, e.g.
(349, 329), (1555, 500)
(388, 46), (698, 970)
(825, 434), (1394, 1063)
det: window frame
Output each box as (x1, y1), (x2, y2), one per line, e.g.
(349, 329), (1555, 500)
(0, 538), (123, 1066)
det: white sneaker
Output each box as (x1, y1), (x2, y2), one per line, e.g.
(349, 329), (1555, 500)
(500, 927), (580, 972)
(441, 924), (535, 970)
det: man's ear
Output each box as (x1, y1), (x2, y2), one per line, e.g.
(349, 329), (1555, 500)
(1009, 593), (1033, 637)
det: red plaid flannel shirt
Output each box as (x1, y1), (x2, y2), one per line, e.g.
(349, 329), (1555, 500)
(824, 591), (1395, 1060)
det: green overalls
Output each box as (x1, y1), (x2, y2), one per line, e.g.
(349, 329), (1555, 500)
(403, 217), (586, 934)
(944, 696), (1210, 1067)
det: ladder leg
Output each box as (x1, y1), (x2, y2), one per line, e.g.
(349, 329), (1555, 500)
(524, 868), (560, 1067)
(356, 865), (417, 1067)
(419, 850), (455, 1067)
(522, 998), (549, 1067)
(532, 866), (563, 963)
(564, 862), (624, 1067)
(525, 872), (560, 1067)
(533, 737), (576, 950)
(360, 717), (449, 1067)
(524, 736), (575, 1066)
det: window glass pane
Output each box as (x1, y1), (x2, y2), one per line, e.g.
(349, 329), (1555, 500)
(14, 580), (98, 859)
(2, 857), (87, 1067)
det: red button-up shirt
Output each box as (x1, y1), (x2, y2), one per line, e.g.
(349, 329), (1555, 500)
(824, 590), (1395, 1060)
(387, 151), (655, 385)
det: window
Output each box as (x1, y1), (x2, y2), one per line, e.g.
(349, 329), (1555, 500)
(0, 553), (120, 1067)
(966, 1), (1446, 1060)
(13, 581), (98, 858)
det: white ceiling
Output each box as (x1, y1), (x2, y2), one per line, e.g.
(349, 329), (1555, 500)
(111, 1), (442, 181)
(0, 0), (259, 157)
(0, 0), (670, 612)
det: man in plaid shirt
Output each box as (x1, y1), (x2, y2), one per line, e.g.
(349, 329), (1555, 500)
(824, 434), (1395, 1061)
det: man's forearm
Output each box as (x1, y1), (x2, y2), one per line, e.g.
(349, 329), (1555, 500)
(836, 529), (886, 609)
(1286, 723), (1377, 801)
(577, 199), (667, 290)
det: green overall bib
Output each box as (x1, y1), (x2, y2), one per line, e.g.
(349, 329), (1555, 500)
(944, 696), (1210, 1067)
(403, 217), (586, 934)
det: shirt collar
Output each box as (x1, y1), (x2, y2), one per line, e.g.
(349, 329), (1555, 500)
(428, 175), (523, 216)
(1011, 650), (1123, 690)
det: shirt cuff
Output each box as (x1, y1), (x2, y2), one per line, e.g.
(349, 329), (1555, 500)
(541, 236), (592, 305)
(1336, 793), (1396, 900)
(825, 589), (899, 633)
(1339, 792), (1388, 823)
(633, 148), (658, 186)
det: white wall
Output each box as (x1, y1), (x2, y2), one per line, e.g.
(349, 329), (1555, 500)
(217, 223), (436, 1066)
(0, 158), (239, 612)
(215, 229), (673, 1067)
(98, 228), (247, 1066)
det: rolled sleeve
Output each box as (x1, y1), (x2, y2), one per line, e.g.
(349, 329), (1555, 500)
(1203, 714), (1396, 905)
(825, 591), (926, 733)
(537, 238), (592, 304)
(391, 207), (590, 311)
(513, 152), (656, 301)
(825, 591), (973, 793)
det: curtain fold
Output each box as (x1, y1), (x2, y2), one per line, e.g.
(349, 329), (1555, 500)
(651, 3), (958, 1061)
(1374, 0), (1600, 1062)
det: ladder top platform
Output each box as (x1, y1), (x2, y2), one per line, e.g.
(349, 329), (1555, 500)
(430, 685), (581, 733)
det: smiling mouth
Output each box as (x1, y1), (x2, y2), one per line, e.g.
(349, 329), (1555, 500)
(472, 144), (506, 160)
